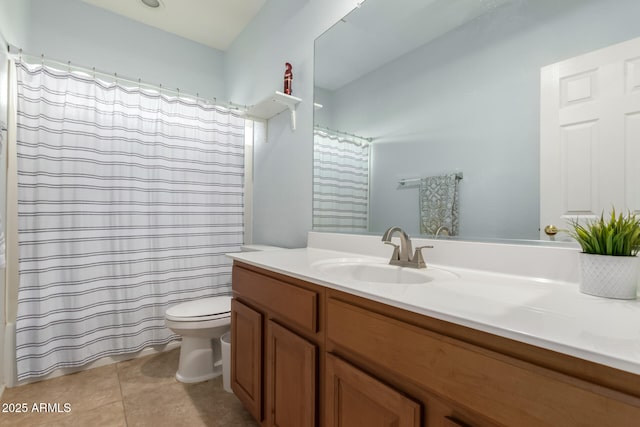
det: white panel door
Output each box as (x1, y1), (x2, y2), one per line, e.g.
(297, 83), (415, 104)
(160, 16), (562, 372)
(540, 36), (640, 240)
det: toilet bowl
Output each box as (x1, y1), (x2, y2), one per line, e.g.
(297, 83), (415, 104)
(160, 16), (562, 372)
(165, 296), (231, 383)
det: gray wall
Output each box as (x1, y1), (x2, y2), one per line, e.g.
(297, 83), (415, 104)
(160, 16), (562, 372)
(320, 0), (640, 240)
(21, 0), (226, 101)
(225, 0), (360, 248)
(0, 0), (29, 48)
(313, 87), (334, 129)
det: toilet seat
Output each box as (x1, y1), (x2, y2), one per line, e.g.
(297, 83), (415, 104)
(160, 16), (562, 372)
(165, 296), (231, 322)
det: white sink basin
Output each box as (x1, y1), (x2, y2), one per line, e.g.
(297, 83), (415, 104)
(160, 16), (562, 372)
(311, 258), (458, 284)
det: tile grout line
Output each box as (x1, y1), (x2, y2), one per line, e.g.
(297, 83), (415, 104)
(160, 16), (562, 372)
(115, 360), (130, 427)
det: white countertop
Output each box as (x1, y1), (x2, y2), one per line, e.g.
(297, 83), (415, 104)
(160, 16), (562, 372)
(228, 246), (640, 376)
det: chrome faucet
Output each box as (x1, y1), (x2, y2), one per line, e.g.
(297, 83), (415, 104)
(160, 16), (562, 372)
(381, 226), (433, 269)
(382, 226), (412, 262)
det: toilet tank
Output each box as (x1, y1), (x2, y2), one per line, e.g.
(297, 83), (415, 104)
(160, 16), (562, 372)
(240, 245), (282, 252)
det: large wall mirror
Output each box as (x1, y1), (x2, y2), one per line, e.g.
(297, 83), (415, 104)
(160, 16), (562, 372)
(313, 0), (640, 243)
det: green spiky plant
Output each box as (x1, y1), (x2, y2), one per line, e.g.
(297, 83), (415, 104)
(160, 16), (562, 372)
(566, 209), (640, 256)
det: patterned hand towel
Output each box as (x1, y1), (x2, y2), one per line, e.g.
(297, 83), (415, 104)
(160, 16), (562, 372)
(419, 173), (460, 235)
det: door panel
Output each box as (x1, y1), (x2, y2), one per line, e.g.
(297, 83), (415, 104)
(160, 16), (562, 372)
(626, 112), (640, 211)
(561, 120), (598, 215)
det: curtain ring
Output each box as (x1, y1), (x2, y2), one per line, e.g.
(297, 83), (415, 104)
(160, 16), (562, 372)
(67, 61), (71, 73)
(92, 67), (96, 79)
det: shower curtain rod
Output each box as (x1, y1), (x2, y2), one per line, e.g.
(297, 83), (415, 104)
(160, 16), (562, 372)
(7, 44), (248, 113)
(314, 125), (373, 142)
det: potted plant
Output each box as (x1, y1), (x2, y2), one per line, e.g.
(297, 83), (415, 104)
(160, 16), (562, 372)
(567, 209), (640, 299)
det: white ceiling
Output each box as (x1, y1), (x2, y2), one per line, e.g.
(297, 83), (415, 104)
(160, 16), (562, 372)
(79, 0), (267, 51)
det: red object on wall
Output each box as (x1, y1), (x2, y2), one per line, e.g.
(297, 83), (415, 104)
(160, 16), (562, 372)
(284, 63), (293, 95)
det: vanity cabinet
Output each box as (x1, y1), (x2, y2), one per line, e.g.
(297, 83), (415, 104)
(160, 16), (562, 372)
(232, 262), (640, 427)
(231, 262), (324, 427)
(326, 290), (640, 427)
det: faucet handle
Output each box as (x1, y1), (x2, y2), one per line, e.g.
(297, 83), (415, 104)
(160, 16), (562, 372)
(411, 245), (434, 268)
(383, 241), (401, 261)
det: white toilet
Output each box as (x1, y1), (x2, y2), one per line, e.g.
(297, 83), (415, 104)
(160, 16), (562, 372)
(165, 244), (282, 383)
(165, 296), (231, 383)
(164, 245), (282, 383)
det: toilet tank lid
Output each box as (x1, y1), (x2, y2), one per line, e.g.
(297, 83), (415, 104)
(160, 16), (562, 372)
(241, 244), (283, 252)
(165, 296), (231, 318)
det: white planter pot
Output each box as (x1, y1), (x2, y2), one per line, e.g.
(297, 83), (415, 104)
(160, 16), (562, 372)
(578, 253), (639, 299)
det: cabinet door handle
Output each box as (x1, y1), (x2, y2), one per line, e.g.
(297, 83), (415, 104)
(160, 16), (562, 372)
(444, 416), (471, 427)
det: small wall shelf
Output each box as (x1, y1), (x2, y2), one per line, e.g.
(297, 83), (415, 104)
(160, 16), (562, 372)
(247, 91), (302, 130)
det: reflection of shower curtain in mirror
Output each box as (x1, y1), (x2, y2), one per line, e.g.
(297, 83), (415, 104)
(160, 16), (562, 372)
(313, 129), (369, 232)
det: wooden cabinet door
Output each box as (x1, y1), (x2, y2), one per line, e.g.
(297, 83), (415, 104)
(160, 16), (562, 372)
(325, 354), (420, 427)
(231, 299), (263, 422)
(266, 320), (317, 427)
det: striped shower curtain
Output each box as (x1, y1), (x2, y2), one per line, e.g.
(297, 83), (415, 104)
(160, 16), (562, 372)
(313, 129), (369, 232)
(14, 62), (245, 381)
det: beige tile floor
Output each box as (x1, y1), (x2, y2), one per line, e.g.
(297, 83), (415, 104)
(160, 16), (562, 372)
(0, 348), (259, 427)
